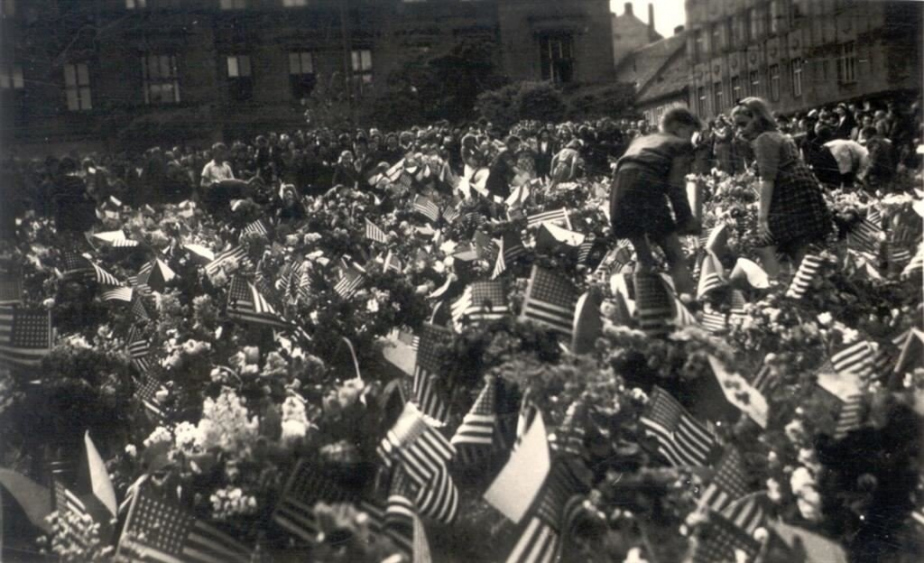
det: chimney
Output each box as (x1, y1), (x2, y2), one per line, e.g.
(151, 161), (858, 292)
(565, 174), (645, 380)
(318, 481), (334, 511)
(624, 2), (633, 17)
(674, 25), (685, 35)
(648, 3), (655, 32)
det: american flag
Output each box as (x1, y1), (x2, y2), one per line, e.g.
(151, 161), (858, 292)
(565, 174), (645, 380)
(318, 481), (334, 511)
(101, 286), (133, 302)
(473, 231), (498, 263)
(520, 266), (577, 337)
(846, 219), (882, 259)
(506, 461), (589, 563)
(334, 263), (366, 299)
(0, 262), (22, 305)
(272, 460), (359, 543)
(728, 289), (748, 323)
(526, 208), (570, 230)
(634, 272), (674, 337)
(902, 244), (924, 278)
(785, 254), (825, 299)
(887, 243), (913, 268)
(672, 296), (699, 328)
(750, 362), (776, 395)
(549, 402), (586, 458)
(699, 447), (751, 512)
(700, 307), (729, 333)
(577, 236), (595, 265)
(0, 306), (54, 368)
(383, 251), (404, 273)
(204, 246), (248, 277)
(91, 263), (122, 286)
(452, 281), (508, 327)
(378, 403), (458, 524)
(227, 276), (290, 329)
(129, 261), (154, 297)
(413, 196), (441, 223)
(60, 250), (93, 280)
(133, 376), (164, 420)
(412, 324), (452, 423)
(697, 252), (724, 299)
(831, 340), (877, 384)
(719, 492), (766, 536)
(365, 218), (388, 244)
(117, 488), (251, 563)
(442, 205), (461, 224)
(640, 386), (718, 468)
(450, 376), (498, 466)
(866, 206), (882, 228)
(130, 294), (150, 320)
(127, 326), (153, 374)
(691, 503), (762, 563)
(53, 480), (92, 547)
(384, 468), (416, 556)
(833, 392), (864, 439)
(491, 231), (528, 279)
(594, 240), (634, 283)
(242, 218), (270, 238)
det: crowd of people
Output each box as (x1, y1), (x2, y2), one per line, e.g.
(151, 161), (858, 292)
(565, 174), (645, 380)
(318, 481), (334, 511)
(0, 92), (922, 562)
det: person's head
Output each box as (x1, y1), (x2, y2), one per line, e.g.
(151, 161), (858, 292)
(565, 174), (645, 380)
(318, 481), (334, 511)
(505, 135), (522, 152)
(731, 97), (777, 141)
(386, 133), (399, 149)
(461, 133), (477, 148)
(211, 143), (228, 162)
(538, 128), (550, 141)
(339, 150), (354, 165)
(858, 126), (880, 146)
(814, 124), (833, 143)
(353, 137), (368, 157)
(280, 184), (298, 205)
(659, 105), (702, 140)
(860, 113), (873, 128)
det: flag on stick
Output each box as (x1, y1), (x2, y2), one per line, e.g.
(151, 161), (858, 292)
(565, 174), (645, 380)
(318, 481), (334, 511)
(520, 266), (577, 337)
(227, 276), (290, 329)
(786, 254), (825, 299)
(450, 376), (499, 467)
(412, 323), (452, 423)
(634, 272), (674, 337)
(527, 208), (570, 230)
(204, 246), (248, 277)
(365, 218), (389, 244)
(640, 386), (718, 468)
(484, 410), (551, 524)
(698, 447), (751, 513)
(117, 488), (252, 563)
(413, 196), (441, 223)
(272, 459), (359, 543)
(0, 306), (54, 368)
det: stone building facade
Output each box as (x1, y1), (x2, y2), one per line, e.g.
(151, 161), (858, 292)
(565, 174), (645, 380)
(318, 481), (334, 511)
(684, 0), (922, 120)
(0, 0), (614, 151)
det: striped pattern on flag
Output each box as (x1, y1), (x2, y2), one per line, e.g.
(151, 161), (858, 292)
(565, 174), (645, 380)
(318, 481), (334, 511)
(902, 245), (924, 277)
(473, 231), (499, 263)
(442, 205), (460, 224)
(786, 254), (825, 299)
(242, 218), (270, 238)
(61, 250), (92, 279)
(640, 386), (717, 468)
(383, 251), (404, 273)
(204, 246), (248, 277)
(272, 460), (359, 543)
(719, 492), (766, 536)
(673, 296), (699, 328)
(594, 240), (633, 282)
(691, 506), (762, 563)
(91, 263), (121, 286)
(549, 402), (586, 458)
(526, 208), (570, 230)
(450, 376), (498, 466)
(53, 481), (92, 547)
(577, 236), (595, 265)
(833, 393), (863, 439)
(0, 263), (22, 305)
(118, 488), (251, 563)
(227, 276), (290, 329)
(887, 243), (913, 267)
(750, 362), (776, 394)
(699, 447), (750, 512)
(413, 196), (441, 223)
(866, 207), (882, 228)
(130, 294), (150, 320)
(412, 324), (452, 423)
(634, 272), (674, 337)
(0, 306), (54, 368)
(384, 468), (416, 555)
(700, 309), (728, 333)
(831, 340), (876, 383)
(334, 264), (366, 299)
(520, 266), (577, 337)
(846, 219), (882, 258)
(134, 376), (164, 420)
(365, 218), (388, 243)
(492, 231), (528, 279)
(127, 326), (153, 374)
(455, 281), (509, 326)
(101, 286), (133, 302)
(697, 253), (724, 299)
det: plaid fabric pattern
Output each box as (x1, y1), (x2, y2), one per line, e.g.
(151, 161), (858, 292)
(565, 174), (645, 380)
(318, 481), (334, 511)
(765, 159), (831, 248)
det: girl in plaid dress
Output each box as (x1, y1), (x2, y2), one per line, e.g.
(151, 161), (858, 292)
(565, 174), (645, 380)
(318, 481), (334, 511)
(732, 97), (832, 266)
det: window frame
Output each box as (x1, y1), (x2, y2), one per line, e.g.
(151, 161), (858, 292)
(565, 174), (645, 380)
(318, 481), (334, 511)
(791, 59), (803, 97)
(748, 69), (761, 97)
(769, 64), (781, 101)
(226, 54), (254, 102)
(64, 61), (93, 112)
(713, 80), (724, 113)
(837, 41), (857, 84)
(697, 86), (706, 116)
(350, 48), (374, 94)
(0, 62), (24, 91)
(538, 34), (575, 85)
(288, 51), (316, 100)
(142, 54), (181, 105)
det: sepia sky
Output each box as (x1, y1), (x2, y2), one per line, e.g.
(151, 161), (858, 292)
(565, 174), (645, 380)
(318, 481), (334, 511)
(611, 0), (688, 39)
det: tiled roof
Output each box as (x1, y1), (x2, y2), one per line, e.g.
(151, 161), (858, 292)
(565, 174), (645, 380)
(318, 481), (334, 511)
(615, 32), (688, 100)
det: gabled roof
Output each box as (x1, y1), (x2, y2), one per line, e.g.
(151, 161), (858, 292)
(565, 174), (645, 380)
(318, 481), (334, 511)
(615, 31), (688, 100)
(636, 38), (691, 104)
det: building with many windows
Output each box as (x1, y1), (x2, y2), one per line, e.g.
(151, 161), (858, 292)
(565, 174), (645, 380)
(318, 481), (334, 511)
(684, 0), (922, 120)
(0, 0), (614, 151)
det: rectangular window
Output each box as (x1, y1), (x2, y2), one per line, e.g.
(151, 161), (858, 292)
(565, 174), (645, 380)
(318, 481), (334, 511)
(770, 0), (783, 34)
(142, 55), (180, 105)
(747, 8), (757, 40)
(710, 24), (722, 54)
(791, 59), (803, 97)
(837, 41), (857, 84)
(731, 75), (741, 102)
(0, 63), (24, 90)
(351, 48), (374, 93)
(126, 0), (146, 8)
(226, 54), (253, 101)
(769, 64), (780, 101)
(725, 17), (734, 50)
(538, 35), (574, 84)
(64, 62), (92, 111)
(694, 30), (705, 59)
(282, 0), (307, 6)
(713, 81), (724, 113)
(749, 69), (760, 96)
(288, 51), (315, 99)
(697, 86), (706, 116)
(220, 0), (248, 9)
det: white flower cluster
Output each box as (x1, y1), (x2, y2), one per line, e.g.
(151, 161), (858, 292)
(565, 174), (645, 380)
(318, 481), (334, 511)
(198, 388), (260, 461)
(280, 394), (311, 443)
(209, 486), (257, 520)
